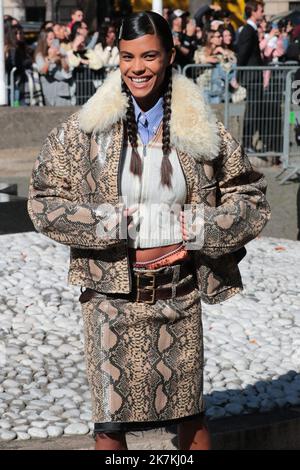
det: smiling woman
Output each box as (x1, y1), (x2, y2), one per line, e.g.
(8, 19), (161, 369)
(28, 10), (271, 452)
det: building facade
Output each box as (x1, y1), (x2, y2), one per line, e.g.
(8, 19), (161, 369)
(3, 0), (300, 23)
(4, 0), (77, 22)
(264, 0), (300, 16)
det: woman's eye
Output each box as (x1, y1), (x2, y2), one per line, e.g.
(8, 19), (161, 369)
(144, 55), (156, 60)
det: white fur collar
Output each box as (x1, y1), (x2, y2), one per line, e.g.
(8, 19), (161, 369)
(78, 69), (220, 161)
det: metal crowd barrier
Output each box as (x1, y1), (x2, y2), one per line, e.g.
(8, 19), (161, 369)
(182, 63), (215, 102)
(4, 72), (8, 105)
(7, 64), (120, 107)
(5, 67), (17, 107)
(224, 65), (298, 161)
(174, 64), (182, 74)
(276, 69), (300, 183)
(183, 64), (299, 169)
(72, 64), (119, 105)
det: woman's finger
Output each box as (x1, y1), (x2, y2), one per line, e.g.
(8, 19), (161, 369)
(123, 205), (138, 218)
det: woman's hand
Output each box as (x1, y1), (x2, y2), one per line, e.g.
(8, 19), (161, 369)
(214, 46), (225, 55)
(207, 56), (219, 64)
(123, 205), (138, 230)
(72, 34), (85, 52)
(269, 28), (279, 38)
(173, 35), (181, 47)
(180, 209), (204, 245)
(61, 57), (70, 72)
(48, 46), (60, 59)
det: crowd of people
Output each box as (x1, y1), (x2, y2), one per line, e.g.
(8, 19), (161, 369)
(4, 8), (120, 106)
(3, 3), (300, 108)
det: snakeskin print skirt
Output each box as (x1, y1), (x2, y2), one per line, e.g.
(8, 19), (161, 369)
(79, 263), (204, 433)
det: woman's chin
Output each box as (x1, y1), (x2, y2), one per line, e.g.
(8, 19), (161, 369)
(130, 87), (154, 102)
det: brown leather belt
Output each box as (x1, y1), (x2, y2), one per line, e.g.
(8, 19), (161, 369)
(133, 261), (192, 288)
(79, 261), (197, 305)
(131, 259), (196, 304)
(133, 279), (196, 304)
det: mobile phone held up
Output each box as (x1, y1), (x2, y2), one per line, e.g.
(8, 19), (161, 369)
(51, 39), (60, 48)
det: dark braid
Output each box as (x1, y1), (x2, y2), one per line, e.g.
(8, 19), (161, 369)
(161, 66), (173, 189)
(121, 80), (143, 178)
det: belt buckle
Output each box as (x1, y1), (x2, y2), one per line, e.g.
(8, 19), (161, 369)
(136, 272), (156, 304)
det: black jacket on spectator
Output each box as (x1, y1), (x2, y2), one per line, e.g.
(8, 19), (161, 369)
(236, 23), (264, 150)
(194, 5), (212, 28)
(237, 23), (263, 66)
(285, 40), (300, 62)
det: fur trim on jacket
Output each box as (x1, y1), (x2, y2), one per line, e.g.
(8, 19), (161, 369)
(78, 69), (220, 161)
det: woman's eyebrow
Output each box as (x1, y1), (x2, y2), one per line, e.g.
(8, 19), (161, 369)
(120, 50), (160, 55)
(142, 50), (160, 54)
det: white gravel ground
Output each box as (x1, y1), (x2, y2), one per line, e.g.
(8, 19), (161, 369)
(0, 232), (300, 441)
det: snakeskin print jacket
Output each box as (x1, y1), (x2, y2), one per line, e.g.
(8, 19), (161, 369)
(28, 69), (271, 304)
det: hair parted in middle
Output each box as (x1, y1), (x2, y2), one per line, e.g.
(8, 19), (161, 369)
(118, 10), (175, 188)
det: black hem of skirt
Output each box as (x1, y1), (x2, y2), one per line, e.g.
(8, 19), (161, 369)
(93, 411), (204, 435)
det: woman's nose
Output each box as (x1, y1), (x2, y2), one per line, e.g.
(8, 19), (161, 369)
(131, 58), (145, 73)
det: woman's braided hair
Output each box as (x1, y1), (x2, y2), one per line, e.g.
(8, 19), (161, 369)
(161, 66), (173, 188)
(118, 11), (175, 188)
(121, 80), (142, 178)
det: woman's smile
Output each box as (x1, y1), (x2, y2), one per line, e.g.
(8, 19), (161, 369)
(129, 75), (153, 89)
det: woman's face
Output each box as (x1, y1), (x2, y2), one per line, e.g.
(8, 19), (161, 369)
(172, 17), (182, 32)
(46, 31), (55, 47)
(119, 34), (175, 109)
(53, 24), (65, 40)
(223, 30), (232, 45)
(260, 18), (267, 31)
(15, 29), (23, 42)
(211, 31), (222, 47)
(78, 22), (88, 38)
(106, 27), (116, 45)
(186, 19), (196, 36)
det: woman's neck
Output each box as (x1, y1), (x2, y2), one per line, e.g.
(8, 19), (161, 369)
(207, 44), (215, 55)
(133, 87), (164, 112)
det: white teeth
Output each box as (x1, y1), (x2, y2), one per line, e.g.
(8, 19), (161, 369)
(131, 78), (150, 83)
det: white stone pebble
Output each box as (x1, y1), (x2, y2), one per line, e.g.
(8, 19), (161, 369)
(64, 423), (90, 435)
(0, 430), (17, 441)
(0, 420), (12, 430)
(47, 426), (64, 438)
(205, 407), (227, 419)
(3, 379), (19, 389)
(28, 428), (48, 438)
(16, 432), (31, 440)
(30, 421), (48, 429)
(62, 409), (80, 419)
(225, 403), (244, 415)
